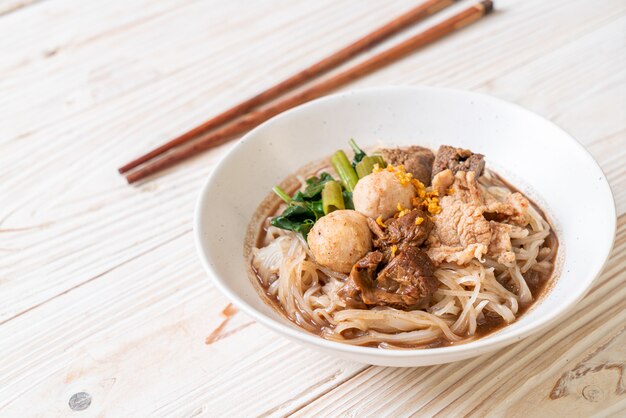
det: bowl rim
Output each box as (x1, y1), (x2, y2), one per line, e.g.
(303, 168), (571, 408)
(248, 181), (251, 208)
(194, 85), (617, 358)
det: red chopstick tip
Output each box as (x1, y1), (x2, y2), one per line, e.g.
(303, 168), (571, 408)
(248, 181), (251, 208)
(481, 0), (494, 14)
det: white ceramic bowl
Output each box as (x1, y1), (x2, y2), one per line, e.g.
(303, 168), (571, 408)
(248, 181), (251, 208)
(195, 86), (615, 367)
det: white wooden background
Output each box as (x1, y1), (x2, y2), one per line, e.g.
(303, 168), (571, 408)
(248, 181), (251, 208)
(1, 0), (625, 416)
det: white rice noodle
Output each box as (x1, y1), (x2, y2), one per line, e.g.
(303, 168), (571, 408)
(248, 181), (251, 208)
(327, 328), (445, 347)
(509, 265), (532, 304)
(527, 205), (545, 232)
(331, 308), (459, 341)
(428, 296), (461, 316)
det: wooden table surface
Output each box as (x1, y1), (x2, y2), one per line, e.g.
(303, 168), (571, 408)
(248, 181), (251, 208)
(1, 0), (625, 416)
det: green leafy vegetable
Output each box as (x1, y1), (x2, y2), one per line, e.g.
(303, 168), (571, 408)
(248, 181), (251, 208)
(331, 150), (359, 192)
(270, 205), (317, 238)
(355, 156), (376, 178)
(370, 155), (386, 169)
(271, 173), (336, 239)
(349, 138), (367, 168)
(300, 172), (334, 198)
(272, 186), (292, 203)
(321, 180), (345, 214)
(342, 190), (354, 210)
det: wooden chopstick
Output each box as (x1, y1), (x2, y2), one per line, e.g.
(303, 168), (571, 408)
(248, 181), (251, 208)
(118, 0), (458, 174)
(125, 1), (494, 184)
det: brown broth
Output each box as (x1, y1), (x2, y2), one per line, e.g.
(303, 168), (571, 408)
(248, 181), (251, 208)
(248, 169), (559, 349)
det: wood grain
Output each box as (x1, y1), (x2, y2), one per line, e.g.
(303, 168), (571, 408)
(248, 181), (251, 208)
(0, 0), (624, 416)
(0, 0), (39, 16)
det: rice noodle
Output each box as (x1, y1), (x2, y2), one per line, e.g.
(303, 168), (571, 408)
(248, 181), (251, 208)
(251, 173), (555, 348)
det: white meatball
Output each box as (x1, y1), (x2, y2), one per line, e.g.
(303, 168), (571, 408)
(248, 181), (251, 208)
(353, 170), (415, 219)
(308, 210), (372, 273)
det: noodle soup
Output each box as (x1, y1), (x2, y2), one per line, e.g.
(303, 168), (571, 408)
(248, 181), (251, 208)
(247, 142), (558, 349)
